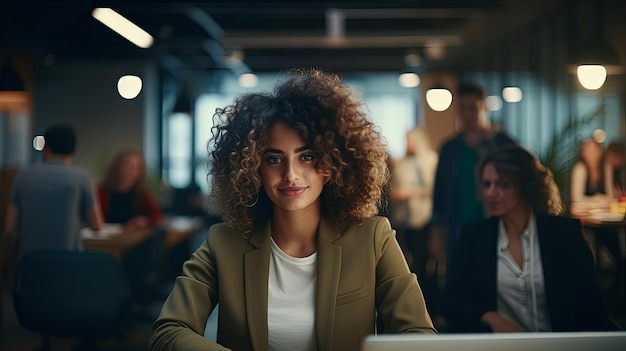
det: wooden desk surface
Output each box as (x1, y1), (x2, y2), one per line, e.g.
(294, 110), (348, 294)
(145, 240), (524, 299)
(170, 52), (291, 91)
(82, 225), (154, 259)
(575, 214), (626, 229)
(81, 216), (206, 259)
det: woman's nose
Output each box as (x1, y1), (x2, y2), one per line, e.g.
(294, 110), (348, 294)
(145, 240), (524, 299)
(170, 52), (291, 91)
(283, 160), (300, 181)
(484, 184), (496, 197)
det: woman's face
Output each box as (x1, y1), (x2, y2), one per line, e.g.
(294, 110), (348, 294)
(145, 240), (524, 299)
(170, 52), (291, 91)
(581, 141), (602, 166)
(260, 123), (325, 215)
(118, 154), (142, 190)
(480, 162), (523, 217)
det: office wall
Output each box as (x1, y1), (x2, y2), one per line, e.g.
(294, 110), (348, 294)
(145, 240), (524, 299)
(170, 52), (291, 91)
(32, 60), (154, 182)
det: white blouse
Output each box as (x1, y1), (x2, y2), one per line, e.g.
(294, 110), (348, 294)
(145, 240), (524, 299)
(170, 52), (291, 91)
(496, 212), (552, 332)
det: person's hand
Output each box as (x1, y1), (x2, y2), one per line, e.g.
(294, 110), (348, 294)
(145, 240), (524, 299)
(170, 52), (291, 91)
(428, 225), (446, 263)
(124, 215), (150, 230)
(481, 311), (521, 333)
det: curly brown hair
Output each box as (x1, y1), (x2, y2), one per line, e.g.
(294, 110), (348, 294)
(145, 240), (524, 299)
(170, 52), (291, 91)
(208, 68), (390, 235)
(477, 144), (564, 216)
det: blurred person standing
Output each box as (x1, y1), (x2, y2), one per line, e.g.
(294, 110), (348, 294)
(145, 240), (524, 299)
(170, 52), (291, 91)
(429, 82), (516, 281)
(4, 123), (103, 264)
(389, 127), (438, 282)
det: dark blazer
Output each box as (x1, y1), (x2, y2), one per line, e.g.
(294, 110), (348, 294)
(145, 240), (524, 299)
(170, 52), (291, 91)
(150, 216), (436, 351)
(443, 213), (618, 333)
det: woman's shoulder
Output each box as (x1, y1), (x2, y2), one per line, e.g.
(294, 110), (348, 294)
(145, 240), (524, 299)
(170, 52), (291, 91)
(338, 216), (390, 232)
(206, 222), (248, 245)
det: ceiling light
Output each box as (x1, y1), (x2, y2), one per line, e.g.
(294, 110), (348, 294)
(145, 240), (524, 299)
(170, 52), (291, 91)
(592, 129), (606, 143)
(576, 65), (607, 90)
(502, 86), (523, 103)
(426, 88), (452, 112)
(173, 94), (193, 115)
(485, 95), (503, 111)
(33, 135), (45, 151)
(117, 75), (142, 99)
(398, 72), (420, 88)
(0, 56), (25, 92)
(239, 73), (258, 88)
(92, 8), (154, 48)
(567, 0), (624, 90)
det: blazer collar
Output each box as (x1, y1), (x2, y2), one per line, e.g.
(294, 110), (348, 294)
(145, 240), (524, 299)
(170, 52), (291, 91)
(244, 221), (271, 350)
(244, 217), (343, 351)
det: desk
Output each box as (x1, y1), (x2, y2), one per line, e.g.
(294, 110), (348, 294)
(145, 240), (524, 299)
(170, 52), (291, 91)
(163, 216), (205, 248)
(82, 216), (206, 260)
(572, 212), (626, 322)
(82, 224), (154, 260)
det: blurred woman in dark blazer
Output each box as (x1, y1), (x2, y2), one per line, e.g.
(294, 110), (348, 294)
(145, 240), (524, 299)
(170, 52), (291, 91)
(444, 144), (619, 333)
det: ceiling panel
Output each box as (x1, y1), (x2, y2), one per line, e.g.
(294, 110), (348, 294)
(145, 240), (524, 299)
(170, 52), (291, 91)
(2, 1), (566, 74)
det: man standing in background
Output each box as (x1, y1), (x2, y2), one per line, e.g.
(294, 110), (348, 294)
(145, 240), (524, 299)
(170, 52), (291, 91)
(429, 82), (516, 326)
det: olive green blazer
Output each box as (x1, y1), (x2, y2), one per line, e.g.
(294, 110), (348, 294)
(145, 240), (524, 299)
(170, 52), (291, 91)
(150, 216), (436, 351)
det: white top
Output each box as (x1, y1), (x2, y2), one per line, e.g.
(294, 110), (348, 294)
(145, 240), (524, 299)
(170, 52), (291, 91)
(570, 161), (615, 204)
(268, 238), (317, 351)
(496, 212), (551, 332)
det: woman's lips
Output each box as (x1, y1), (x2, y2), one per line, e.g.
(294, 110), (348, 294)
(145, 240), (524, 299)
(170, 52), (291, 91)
(279, 186), (307, 197)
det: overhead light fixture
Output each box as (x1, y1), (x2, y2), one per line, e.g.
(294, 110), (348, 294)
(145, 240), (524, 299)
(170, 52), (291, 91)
(398, 72), (420, 88)
(92, 8), (154, 48)
(502, 86), (523, 103)
(426, 87), (452, 112)
(117, 75), (143, 99)
(239, 73), (258, 88)
(485, 95), (503, 111)
(173, 93), (193, 115)
(592, 129), (606, 143)
(567, 0), (624, 90)
(0, 56), (26, 92)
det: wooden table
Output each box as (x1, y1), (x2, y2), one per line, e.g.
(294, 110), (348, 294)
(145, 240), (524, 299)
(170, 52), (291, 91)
(81, 224), (154, 260)
(81, 216), (206, 260)
(572, 212), (626, 321)
(162, 216), (205, 248)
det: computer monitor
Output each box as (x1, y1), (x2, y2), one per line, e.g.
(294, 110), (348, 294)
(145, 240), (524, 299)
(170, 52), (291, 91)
(362, 332), (626, 351)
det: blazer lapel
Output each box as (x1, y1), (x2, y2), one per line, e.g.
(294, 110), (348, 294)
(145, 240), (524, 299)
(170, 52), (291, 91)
(315, 219), (342, 350)
(244, 222), (272, 351)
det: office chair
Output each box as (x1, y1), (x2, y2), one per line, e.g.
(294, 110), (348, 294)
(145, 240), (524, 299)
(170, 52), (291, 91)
(122, 225), (168, 304)
(12, 249), (131, 350)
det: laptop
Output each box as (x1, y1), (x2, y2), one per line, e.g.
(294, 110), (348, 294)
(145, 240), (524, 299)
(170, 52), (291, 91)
(362, 332), (626, 351)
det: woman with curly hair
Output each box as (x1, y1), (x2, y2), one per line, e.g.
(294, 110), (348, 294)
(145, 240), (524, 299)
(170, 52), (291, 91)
(150, 68), (436, 351)
(443, 144), (617, 333)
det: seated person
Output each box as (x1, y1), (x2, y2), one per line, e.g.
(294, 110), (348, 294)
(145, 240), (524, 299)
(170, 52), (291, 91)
(604, 140), (625, 199)
(150, 69), (436, 351)
(98, 148), (162, 229)
(98, 148), (164, 302)
(570, 139), (615, 211)
(444, 144), (618, 332)
(5, 123), (102, 264)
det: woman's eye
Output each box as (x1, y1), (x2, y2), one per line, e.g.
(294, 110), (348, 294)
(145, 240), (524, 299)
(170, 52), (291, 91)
(266, 155), (282, 164)
(301, 153), (315, 162)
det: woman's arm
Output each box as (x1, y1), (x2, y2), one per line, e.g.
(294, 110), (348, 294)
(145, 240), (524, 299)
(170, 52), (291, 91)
(374, 217), (437, 334)
(150, 227), (225, 350)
